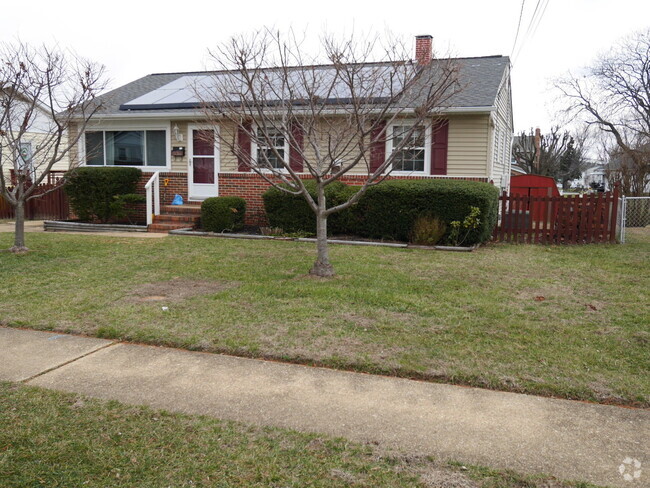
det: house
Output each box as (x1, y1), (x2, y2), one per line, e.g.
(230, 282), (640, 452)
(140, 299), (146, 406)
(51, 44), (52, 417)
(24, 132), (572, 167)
(569, 159), (608, 191)
(68, 36), (513, 230)
(0, 86), (69, 185)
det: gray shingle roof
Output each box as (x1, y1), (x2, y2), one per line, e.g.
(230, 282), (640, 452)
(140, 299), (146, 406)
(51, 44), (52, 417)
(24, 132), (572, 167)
(89, 55), (509, 116)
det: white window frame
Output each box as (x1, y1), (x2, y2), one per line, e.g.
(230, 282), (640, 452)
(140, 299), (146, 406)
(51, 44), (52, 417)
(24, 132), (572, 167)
(79, 121), (171, 172)
(386, 122), (431, 175)
(251, 125), (290, 173)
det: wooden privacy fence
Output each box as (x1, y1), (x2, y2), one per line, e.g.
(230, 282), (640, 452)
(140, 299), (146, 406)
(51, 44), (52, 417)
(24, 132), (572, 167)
(493, 185), (620, 244)
(0, 184), (69, 221)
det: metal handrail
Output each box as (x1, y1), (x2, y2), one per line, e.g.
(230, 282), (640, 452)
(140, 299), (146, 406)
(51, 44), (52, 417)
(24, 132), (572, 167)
(144, 172), (161, 226)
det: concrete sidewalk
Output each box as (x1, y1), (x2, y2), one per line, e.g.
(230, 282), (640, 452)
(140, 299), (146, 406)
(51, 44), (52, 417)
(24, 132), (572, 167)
(0, 220), (167, 238)
(1, 327), (647, 488)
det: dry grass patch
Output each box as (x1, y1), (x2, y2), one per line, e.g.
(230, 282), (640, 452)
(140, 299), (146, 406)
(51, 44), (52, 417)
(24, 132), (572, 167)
(123, 279), (238, 303)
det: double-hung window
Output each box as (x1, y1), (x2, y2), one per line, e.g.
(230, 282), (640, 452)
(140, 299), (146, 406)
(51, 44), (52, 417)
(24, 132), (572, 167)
(390, 125), (426, 172)
(85, 130), (167, 168)
(255, 127), (287, 170)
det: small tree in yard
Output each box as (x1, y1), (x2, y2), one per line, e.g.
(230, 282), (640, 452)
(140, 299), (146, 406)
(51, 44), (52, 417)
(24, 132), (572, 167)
(0, 42), (105, 252)
(198, 30), (461, 277)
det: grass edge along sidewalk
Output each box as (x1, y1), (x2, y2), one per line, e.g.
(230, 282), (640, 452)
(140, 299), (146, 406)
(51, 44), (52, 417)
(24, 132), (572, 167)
(0, 382), (606, 488)
(0, 229), (648, 407)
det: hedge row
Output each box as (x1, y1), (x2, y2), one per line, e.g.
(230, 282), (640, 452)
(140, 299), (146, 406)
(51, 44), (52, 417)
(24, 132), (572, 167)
(65, 167), (144, 223)
(263, 179), (499, 245)
(262, 181), (357, 235)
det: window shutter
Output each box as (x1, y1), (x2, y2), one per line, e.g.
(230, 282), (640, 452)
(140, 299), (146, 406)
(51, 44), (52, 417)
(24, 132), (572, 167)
(289, 123), (304, 172)
(430, 120), (449, 175)
(237, 121), (252, 172)
(370, 120), (386, 173)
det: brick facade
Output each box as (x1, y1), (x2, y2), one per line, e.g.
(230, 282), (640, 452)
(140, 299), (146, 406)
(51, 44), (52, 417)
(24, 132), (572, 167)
(134, 172), (489, 227)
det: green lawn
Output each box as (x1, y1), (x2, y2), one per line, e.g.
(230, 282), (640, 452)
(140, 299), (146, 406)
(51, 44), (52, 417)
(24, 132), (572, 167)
(1, 230), (648, 406)
(0, 382), (602, 487)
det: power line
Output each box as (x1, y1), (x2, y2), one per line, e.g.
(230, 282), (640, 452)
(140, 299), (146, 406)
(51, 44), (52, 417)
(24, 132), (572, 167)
(510, 0), (527, 58)
(512, 0), (550, 65)
(530, 0), (550, 40)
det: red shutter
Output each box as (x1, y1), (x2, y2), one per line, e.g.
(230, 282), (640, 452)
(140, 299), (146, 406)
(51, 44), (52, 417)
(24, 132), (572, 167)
(289, 123), (304, 172)
(237, 121), (252, 172)
(370, 120), (386, 173)
(430, 120), (449, 175)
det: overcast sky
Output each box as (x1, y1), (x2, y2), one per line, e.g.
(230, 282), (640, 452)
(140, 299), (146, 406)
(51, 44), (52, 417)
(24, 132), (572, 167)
(3, 0), (649, 132)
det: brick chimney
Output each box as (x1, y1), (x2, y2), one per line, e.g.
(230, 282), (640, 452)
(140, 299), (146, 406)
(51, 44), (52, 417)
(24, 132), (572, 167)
(534, 127), (541, 171)
(415, 35), (433, 65)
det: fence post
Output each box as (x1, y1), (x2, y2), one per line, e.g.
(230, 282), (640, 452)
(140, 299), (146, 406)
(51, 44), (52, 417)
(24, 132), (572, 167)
(620, 196), (626, 244)
(609, 183), (620, 243)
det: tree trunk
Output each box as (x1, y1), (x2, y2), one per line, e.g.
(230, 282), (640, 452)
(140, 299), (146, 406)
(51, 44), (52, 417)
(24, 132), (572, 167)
(10, 200), (29, 253)
(309, 185), (334, 277)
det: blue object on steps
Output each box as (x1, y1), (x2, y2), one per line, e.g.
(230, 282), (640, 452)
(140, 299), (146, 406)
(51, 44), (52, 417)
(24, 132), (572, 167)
(171, 194), (184, 205)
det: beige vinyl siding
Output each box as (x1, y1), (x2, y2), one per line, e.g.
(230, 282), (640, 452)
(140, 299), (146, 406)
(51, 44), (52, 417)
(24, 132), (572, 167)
(74, 112), (495, 182)
(1, 131), (70, 180)
(490, 66), (513, 189)
(447, 114), (490, 177)
(170, 120), (188, 172)
(282, 115), (491, 179)
(218, 121), (241, 172)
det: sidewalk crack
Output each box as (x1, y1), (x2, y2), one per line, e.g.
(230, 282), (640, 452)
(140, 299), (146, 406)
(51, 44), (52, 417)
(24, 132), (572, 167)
(21, 341), (118, 383)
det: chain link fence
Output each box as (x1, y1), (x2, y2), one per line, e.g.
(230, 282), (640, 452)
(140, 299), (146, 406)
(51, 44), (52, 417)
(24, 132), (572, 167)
(620, 196), (650, 243)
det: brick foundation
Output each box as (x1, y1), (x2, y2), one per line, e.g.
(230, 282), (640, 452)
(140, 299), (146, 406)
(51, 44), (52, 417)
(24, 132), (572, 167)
(218, 172), (489, 226)
(134, 172), (489, 227)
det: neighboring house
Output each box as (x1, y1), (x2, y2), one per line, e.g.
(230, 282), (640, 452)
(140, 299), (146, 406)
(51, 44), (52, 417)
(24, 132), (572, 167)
(574, 160), (608, 190)
(510, 159), (527, 176)
(68, 36), (513, 228)
(0, 87), (69, 185)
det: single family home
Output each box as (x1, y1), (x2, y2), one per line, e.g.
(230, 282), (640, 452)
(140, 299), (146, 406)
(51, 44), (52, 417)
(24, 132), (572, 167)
(68, 36), (513, 230)
(1, 86), (69, 185)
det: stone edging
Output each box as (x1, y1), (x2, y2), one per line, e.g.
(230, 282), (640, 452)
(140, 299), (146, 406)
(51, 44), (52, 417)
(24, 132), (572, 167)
(169, 228), (479, 251)
(43, 221), (148, 233)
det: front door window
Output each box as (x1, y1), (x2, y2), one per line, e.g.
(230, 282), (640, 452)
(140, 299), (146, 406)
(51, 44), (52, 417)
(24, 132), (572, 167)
(192, 130), (215, 184)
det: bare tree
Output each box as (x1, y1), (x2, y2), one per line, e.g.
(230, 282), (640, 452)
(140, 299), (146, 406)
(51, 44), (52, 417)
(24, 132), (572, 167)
(197, 30), (460, 277)
(512, 126), (586, 187)
(556, 29), (650, 196)
(0, 42), (105, 252)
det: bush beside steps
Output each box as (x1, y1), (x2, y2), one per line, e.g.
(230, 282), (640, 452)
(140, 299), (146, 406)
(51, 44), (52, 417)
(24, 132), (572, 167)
(65, 167), (145, 224)
(201, 196), (247, 233)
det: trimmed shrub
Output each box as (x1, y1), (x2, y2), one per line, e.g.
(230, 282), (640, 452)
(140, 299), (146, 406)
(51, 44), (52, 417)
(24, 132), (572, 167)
(111, 193), (146, 224)
(262, 178), (498, 245)
(64, 167), (143, 223)
(262, 181), (359, 235)
(354, 179), (498, 244)
(201, 196), (246, 232)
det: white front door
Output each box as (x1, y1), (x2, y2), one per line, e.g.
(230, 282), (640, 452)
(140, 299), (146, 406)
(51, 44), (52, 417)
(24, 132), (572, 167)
(188, 125), (219, 200)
